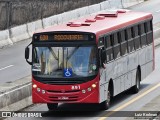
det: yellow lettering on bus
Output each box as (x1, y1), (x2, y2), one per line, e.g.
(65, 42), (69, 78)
(40, 35), (48, 41)
(54, 35), (84, 41)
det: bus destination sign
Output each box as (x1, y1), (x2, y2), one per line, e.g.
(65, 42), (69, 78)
(54, 35), (84, 41)
(37, 34), (90, 41)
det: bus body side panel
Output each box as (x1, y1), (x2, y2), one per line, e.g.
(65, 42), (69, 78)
(138, 44), (153, 81)
(99, 68), (108, 103)
(105, 50), (141, 97)
(138, 47), (146, 80)
(128, 51), (139, 87)
(113, 56), (128, 96)
(99, 36), (153, 101)
(113, 77), (121, 96)
(145, 44), (154, 77)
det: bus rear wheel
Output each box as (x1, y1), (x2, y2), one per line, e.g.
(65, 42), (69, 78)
(131, 70), (140, 94)
(47, 103), (58, 110)
(100, 89), (111, 110)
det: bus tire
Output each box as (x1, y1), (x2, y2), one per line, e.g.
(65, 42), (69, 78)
(100, 88), (111, 110)
(131, 70), (140, 94)
(47, 103), (58, 110)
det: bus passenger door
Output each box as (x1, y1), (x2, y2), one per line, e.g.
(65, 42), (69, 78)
(99, 48), (108, 103)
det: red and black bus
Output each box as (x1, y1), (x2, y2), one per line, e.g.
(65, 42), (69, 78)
(25, 10), (154, 110)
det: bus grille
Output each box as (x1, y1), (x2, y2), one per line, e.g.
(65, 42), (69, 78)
(49, 96), (79, 102)
(47, 90), (80, 102)
(41, 80), (86, 85)
(47, 90), (80, 93)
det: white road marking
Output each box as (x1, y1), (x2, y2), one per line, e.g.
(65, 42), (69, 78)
(0, 65), (14, 71)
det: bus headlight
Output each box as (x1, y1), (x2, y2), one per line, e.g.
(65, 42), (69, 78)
(92, 84), (96, 88)
(33, 84), (37, 88)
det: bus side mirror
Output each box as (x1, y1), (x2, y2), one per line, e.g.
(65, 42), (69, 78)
(25, 44), (32, 65)
(25, 47), (29, 60)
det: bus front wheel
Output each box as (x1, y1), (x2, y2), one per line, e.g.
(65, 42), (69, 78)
(47, 103), (58, 110)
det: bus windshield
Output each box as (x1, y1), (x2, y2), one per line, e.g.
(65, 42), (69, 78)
(32, 46), (97, 78)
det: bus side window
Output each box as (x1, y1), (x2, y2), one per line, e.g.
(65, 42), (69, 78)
(99, 37), (107, 64)
(139, 23), (147, 47)
(105, 35), (113, 62)
(98, 37), (104, 48)
(99, 47), (106, 67)
(120, 30), (127, 56)
(112, 33), (121, 59)
(127, 28), (134, 53)
(145, 20), (153, 45)
(133, 25), (140, 50)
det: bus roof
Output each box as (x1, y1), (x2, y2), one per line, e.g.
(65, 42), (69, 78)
(36, 10), (152, 36)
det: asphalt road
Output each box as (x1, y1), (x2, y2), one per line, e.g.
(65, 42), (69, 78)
(129, 0), (160, 24)
(0, 40), (31, 84)
(0, 0), (160, 84)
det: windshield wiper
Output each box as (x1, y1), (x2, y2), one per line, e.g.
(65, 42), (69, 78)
(48, 47), (62, 69)
(66, 46), (80, 60)
(48, 47), (58, 60)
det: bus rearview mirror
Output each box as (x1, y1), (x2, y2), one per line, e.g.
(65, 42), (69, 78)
(25, 47), (30, 60)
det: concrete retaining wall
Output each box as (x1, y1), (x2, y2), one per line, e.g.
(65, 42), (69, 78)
(0, 30), (13, 48)
(10, 24), (30, 43)
(27, 20), (43, 37)
(0, 0), (144, 48)
(0, 0), (105, 30)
